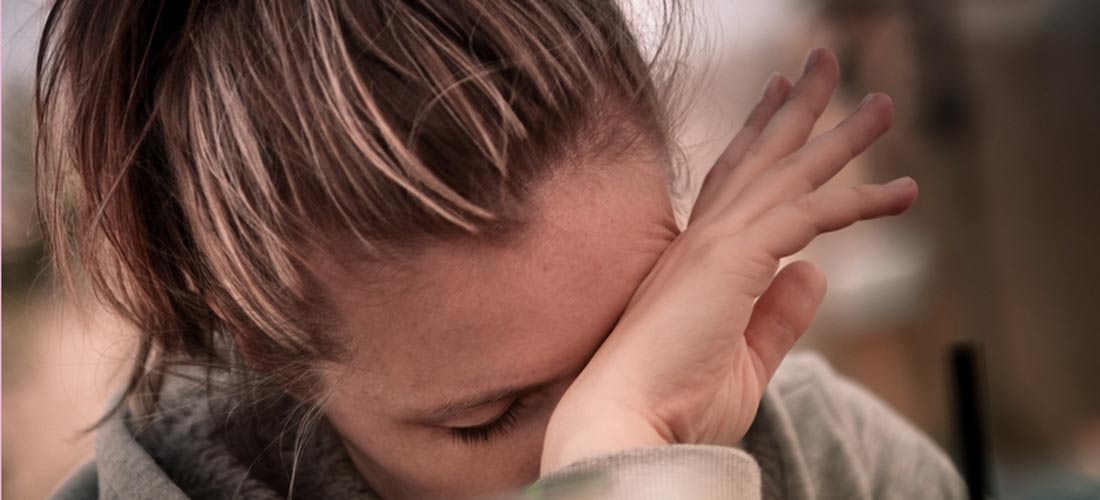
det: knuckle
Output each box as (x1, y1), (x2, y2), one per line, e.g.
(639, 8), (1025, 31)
(743, 139), (766, 161)
(789, 165), (817, 194)
(736, 250), (781, 293)
(850, 184), (880, 201)
(772, 153), (797, 171)
(842, 130), (862, 161)
(850, 184), (873, 196)
(769, 308), (801, 341)
(791, 192), (819, 214)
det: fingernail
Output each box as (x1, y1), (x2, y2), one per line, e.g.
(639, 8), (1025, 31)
(802, 49), (821, 75)
(857, 94), (876, 110)
(886, 176), (914, 188)
(762, 72), (782, 99)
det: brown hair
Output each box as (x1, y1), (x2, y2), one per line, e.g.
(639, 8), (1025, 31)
(36, 0), (688, 434)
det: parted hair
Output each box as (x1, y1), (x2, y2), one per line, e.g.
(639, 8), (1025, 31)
(35, 0), (686, 422)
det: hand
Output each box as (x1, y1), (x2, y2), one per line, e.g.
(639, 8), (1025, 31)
(540, 48), (917, 473)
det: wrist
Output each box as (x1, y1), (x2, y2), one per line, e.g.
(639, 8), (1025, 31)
(539, 411), (671, 475)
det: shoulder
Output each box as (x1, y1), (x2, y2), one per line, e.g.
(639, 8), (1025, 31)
(49, 458), (99, 500)
(771, 352), (921, 437)
(770, 351), (837, 395)
(767, 351), (871, 433)
(756, 352), (966, 499)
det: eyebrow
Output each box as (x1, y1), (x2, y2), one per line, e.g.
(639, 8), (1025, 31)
(410, 378), (557, 422)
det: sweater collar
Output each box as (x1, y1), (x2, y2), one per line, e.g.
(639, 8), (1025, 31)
(94, 376), (378, 500)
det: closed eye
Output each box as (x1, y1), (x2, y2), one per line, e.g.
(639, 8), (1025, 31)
(449, 398), (527, 445)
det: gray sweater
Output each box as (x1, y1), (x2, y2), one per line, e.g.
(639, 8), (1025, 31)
(50, 353), (966, 499)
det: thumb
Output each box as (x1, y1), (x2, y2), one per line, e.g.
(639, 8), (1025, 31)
(743, 260), (827, 383)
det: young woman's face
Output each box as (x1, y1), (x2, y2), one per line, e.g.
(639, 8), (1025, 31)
(315, 157), (678, 498)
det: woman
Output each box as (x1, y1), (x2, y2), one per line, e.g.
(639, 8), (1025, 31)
(39, 0), (964, 498)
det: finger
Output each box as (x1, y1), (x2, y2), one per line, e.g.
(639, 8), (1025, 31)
(695, 48), (840, 222)
(691, 73), (792, 223)
(727, 93), (896, 225)
(746, 48), (840, 163)
(740, 177), (918, 262)
(744, 260), (826, 383)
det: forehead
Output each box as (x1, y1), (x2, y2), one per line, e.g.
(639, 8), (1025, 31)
(318, 162), (677, 412)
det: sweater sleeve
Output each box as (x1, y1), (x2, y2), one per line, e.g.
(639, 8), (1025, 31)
(528, 445), (762, 499)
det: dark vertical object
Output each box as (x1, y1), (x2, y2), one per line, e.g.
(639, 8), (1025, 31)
(904, 2), (1005, 491)
(951, 343), (992, 499)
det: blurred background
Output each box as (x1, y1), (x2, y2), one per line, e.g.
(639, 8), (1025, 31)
(4, 0), (1099, 498)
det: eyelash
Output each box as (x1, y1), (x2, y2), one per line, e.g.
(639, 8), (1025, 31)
(449, 398), (527, 445)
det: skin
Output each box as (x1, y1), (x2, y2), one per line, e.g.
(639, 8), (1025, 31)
(315, 147), (678, 498)
(310, 49), (917, 499)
